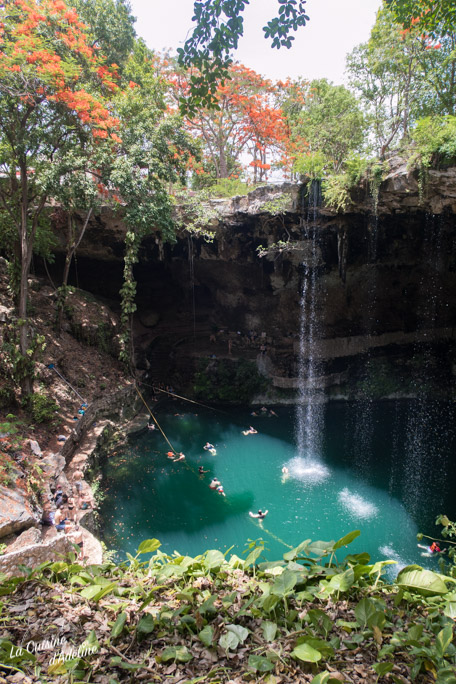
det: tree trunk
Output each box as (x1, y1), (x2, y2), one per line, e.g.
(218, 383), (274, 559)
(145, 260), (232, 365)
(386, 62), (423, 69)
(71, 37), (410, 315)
(18, 163), (33, 396)
(58, 209), (92, 333)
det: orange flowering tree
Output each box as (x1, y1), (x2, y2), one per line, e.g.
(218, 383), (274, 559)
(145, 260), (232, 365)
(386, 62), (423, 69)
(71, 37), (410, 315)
(0, 0), (121, 393)
(166, 61), (290, 183)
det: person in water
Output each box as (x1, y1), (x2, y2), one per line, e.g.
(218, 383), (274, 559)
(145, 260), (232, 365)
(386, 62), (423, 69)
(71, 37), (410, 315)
(242, 426), (258, 435)
(203, 442), (215, 450)
(147, 423), (155, 430)
(216, 485), (225, 496)
(173, 452), (185, 462)
(209, 477), (221, 490)
(166, 451), (175, 459)
(430, 541), (441, 553)
(198, 466), (209, 475)
(250, 509), (268, 519)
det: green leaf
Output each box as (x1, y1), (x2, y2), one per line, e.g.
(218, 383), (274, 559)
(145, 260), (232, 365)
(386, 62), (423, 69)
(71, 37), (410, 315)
(271, 569), (298, 597)
(81, 630), (99, 653)
(396, 566), (449, 596)
(219, 631), (239, 651)
(226, 624), (249, 644)
(137, 539), (161, 555)
(160, 646), (192, 663)
(443, 601), (456, 619)
(436, 625), (454, 658)
(325, 567), (355, 593)
(333, 529), (360, 551)
(310, 672), (341, 684)
(111, 611), (127, 638)
(291, 642), (322, 663)
(261, 594), (281, 613)
(262, 620), (278, 642)
(307, 540), (335, 557)
(139, 585), (167, 611)
(198, 625), (213, 647)
(283, 539), (311, 561)
(248, 654), (275, 672)
(373, 662), (393, 677)
(244, 545), (264, 568)
(110, 656), (141, 671)
(204, 549), (225, 569)
(355, 598), (377, 627)
(136, 614), (155, 637)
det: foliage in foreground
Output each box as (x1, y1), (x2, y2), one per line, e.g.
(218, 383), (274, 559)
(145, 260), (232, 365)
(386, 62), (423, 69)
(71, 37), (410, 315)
(1, 532), (456, 683)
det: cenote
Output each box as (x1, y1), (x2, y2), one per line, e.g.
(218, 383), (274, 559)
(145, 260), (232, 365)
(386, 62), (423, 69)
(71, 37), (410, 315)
(99, 399), (456, 570)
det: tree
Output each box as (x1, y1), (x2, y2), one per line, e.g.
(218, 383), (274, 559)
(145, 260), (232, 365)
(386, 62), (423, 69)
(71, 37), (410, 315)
(388, 0), (456, 37)
(166, 61), (288, 181)
(283, 78), (366, 173)
(177, 0), (310, 110)
(0, 0), (120, 393)
(347, 5), (456, 156)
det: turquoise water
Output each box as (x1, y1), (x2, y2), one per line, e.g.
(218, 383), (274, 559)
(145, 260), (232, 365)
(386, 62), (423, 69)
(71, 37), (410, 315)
(99, 401), (456, 570)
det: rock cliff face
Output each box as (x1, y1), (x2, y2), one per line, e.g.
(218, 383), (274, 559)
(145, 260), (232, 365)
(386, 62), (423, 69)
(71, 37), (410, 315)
(48, 166), (456, 402)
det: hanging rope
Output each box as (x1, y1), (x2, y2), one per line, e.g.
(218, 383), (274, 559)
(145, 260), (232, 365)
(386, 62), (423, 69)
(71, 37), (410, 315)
(135, 383), (178, 454)
(139, 381), (229, 414)
(48, 364), (86, 403)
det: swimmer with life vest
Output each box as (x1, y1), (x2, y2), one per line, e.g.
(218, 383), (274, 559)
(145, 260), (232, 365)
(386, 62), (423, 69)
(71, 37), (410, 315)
(249, 509), (268, 519)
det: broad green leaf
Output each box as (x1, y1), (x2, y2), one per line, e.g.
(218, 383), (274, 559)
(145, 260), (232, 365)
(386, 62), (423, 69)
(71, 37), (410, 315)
(219, 631), (239, 651)
(271, 570), (298, 597)
(307, 540), (335, 557)
(261, 594), (280, 613)
(262, 620), (278, 642)
(111, 611), (127, 638)
(310, 672), (341, 684)
(443, 601), (456, 619)
(91, 582), (118, 603)
(297, 636), (334, 659)
(333, 529), (360, 551)
(226, 624), (249, 644)
(307, 608), (332, 637)
(408, 624), (423, 641)
(291, 642), (322, 663)
(326, 567), (355, 593)
(80, 585), (103, 600)
(136, 614), (155, 637)
(283, 539), (311, 561)
(110, 656), (141, 671)
(396, 566), (449, 596)
(204, 549), (225, 569)
(137, 539), (161, 555)
(198, 625), (213, 647)
(355, 598), (377, 627)
(244, 545), (263, 568)
(436, 625), (454, 658)
(368, 612), (386, 630)
(373, 662), (393, 677)
(160, 646), (192, 663)
(248, 654), (275, 672)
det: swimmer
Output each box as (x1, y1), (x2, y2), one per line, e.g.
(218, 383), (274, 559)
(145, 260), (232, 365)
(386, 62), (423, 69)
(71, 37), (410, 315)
(203, 442), (215, 450)
(269, 410), (278, 417)
(281, 465), (289, 483)
(250, 411), (258, 417)
(249, 509), (268, 519)
(209, 477), (221, 490)
(198, 466), (209, 475)
(147, 423), (156, 430)
(173, 452), (186, 462)
(430, 541), (441, 554)
(216, 485), (226, 497)
(242, 426), (258, 436)
(166, 451), (175, 459)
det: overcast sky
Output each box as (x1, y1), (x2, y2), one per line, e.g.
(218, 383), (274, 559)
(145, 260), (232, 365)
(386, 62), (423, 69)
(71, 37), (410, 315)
(129, 0), (382, 84)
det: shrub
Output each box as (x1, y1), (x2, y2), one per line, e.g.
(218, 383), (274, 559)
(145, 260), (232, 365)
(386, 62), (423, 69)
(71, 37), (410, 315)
(24, 392), (59, 423)
(194, 358), (268, 403)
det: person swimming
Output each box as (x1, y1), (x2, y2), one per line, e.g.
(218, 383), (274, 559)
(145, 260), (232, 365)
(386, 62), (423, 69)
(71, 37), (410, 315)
(203, 442), (215, 450)
(198, 466), (209, 475)
(216, 485), (225, 496)
(166, 451), (175, 459)
(249, 509), (268, 519)
(242, 426), (258, 435)
(209, 477), (221, 490)
(173, 452), (185, 462)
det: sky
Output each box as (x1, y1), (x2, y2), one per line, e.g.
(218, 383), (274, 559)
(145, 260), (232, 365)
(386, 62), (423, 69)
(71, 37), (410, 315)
(129, 0), (383, 84)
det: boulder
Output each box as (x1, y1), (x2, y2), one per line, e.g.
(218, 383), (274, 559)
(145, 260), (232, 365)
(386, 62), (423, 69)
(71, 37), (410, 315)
(0, 485), (37, 539)
(29, 439), (42, 457)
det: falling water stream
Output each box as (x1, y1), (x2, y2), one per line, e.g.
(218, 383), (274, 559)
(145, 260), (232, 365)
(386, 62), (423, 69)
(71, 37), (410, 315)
(295, 181), (325, 468)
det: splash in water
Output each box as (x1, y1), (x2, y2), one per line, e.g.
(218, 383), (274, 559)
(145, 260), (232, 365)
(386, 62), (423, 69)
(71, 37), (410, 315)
(338, 487), (378, 519)
(287, 456), (329, 485)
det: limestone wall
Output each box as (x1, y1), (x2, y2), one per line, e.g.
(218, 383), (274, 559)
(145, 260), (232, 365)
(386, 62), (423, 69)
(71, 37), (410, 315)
(0, 533), (76, 576)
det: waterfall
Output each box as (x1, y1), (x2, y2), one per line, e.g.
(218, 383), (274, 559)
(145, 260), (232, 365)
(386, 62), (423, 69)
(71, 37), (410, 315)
(403, 213), (448, 520)
(294, 181), (325, 464)
(352, 213), (380, 479)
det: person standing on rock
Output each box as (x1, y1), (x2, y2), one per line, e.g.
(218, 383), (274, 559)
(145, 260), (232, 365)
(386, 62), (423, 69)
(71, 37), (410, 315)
(73, 470), (84, 500)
